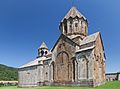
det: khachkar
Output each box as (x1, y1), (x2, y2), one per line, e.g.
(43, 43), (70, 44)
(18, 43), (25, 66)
(18, 6), (106, 87)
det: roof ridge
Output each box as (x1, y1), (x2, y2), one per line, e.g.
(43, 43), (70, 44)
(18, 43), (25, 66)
(51, 34), (80, 52)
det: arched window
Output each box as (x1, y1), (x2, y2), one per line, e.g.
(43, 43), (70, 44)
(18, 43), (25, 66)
(64, 26), (67, 34)
(64, 20), (67, 34)
(85, 26), (87, 35)
(75, 23), (78, 27)
(69, 24), (72, 33)
(46, 72), (48, 77)
(45, 51), (48, 55)
(56, 51), (69, 64)
(41, 50), (44, 56)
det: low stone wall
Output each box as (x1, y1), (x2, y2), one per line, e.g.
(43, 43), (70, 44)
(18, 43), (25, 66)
(106, 72), (120, 81)
(0, 81), (18, 86)
(43, 80), (94, 87)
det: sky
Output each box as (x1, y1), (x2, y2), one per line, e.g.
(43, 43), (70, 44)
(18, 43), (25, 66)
(0, 0), (120, 73)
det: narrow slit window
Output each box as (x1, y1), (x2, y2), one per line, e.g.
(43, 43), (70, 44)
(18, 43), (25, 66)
(75, 23), (78, 27)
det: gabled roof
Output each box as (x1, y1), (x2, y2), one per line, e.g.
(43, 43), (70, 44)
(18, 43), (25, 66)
(61, 6), (86, 22)
(80, 32), (100, 45)
(76, 32), (106, 57)
(20, 57), (45, 68)
(39, 42), (48, 49)
(80, 32), (105, 52)
(19, 56), (52, 68)
(51, 34), (80, 52)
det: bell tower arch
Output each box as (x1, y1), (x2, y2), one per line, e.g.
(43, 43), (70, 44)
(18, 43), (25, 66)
(38, 42), (48, 58)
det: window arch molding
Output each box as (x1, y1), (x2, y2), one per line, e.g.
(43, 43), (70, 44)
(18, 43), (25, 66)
(57, 51), (69, 59)
(56, 51), (69, 64)
(78, 55), (89, 79)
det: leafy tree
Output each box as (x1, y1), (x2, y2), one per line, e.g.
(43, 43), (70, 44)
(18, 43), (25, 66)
(0, 64), (18, 81)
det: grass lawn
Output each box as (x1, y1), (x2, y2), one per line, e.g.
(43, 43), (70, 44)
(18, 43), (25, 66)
(0, 81), (120, 89)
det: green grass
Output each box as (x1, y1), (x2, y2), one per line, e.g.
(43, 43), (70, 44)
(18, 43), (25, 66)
(0, 81), (120, 89)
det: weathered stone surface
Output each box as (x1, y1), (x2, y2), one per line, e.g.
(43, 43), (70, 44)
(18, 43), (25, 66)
(52, 36), (76, 83)
(18, 66), (38, 87)
(18, 6), (106, 87)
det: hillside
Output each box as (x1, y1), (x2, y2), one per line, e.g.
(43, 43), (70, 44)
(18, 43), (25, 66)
(0, 64), (18, 81)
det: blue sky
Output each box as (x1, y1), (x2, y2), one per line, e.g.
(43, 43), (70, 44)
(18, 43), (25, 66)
(0, 0), (120, 73)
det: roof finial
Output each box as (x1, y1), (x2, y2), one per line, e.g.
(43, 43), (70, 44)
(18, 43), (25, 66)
(72, 0), (77, 7)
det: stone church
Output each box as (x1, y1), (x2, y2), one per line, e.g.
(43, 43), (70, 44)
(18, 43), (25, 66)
(18, 6), (106, 87)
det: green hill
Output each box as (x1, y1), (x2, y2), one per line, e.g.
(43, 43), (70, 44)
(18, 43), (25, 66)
(0, 64), (18, 81)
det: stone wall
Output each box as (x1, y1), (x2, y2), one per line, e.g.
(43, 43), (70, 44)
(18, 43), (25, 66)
(37, 65), (44, 85)
(118, 73), (120, 80)
(93, 33), (106, 86)
(76, 49), (94, 86)
(18, 64), (52, 87)
(18, 66), (38, 87)
(106, 72), (120, 81)
(52, 36), (76, 84)
(106, 74), (117, 81)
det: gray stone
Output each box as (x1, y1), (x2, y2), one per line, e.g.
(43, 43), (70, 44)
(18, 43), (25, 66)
(18, 6), (106, 87)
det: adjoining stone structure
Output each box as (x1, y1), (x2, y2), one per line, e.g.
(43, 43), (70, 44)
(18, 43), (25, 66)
(18, 6), (106, 87)
(106, 72), (120, 81)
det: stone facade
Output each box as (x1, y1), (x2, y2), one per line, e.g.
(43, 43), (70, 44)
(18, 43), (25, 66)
(18, 66), (38, 87)
(18, 6), (106, 87)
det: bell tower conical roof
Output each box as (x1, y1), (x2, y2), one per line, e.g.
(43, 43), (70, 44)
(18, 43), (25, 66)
(39, 42), (48, 49)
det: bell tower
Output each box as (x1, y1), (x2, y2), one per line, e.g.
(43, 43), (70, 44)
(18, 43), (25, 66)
(59, 6), (88, 44)
(38, 42), (48, 58)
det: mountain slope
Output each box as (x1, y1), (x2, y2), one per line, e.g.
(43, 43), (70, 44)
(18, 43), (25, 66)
(0, 64), (18, 81)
